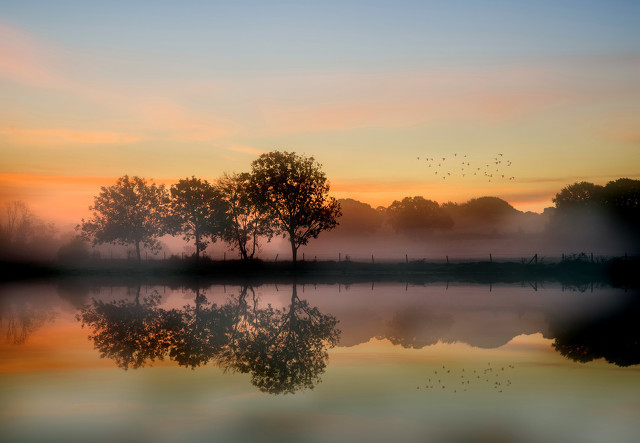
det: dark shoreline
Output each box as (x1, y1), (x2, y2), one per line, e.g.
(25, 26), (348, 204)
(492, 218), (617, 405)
(1, 256), (638, 288)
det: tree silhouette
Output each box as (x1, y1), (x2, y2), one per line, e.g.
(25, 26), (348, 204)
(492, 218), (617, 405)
(331, 198), (382, 236)
(217, 172), (274, 260)
(169, 177), (225, 261)
(552, 181), (604, 213)
(1, 302), (56, 345)
(77, 286), (171, 369)
(79, 175), (170, 262)
(165, 288), (228, 368)
(551, 297), (640, 367)
(387, 196), (453, 234)
(250, 151), (341, 263)
(220, 285), (340, 394)
(0, 201), (57, 259)
(603, 178), (640, 240)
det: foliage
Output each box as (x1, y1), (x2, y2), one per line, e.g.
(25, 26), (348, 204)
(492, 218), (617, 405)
(169, 176), (225, 260)
(79, 175), (170, 262)
(552, 181), (604, 213)
(217, 172), (274, 260)
(77, 287), (171, 370)
(551, 179), (640, 249)
(0, 201), (57, 258)
(164, 289), (228, 368)
(331, 198), (382, 236)
(250, 151), (341, 262)
(76, 284), (341, 394)
(219, 285), (340, 394)
(387, 196), (453, 233)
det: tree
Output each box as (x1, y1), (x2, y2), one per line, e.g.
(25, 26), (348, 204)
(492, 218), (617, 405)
(217, 172), (274, 260)
(0, 201), (57, 259)
(387, 196), (453, 234)
(249, 151), (341, 263)
(77, 286), (172, 370)
(552, 181), (604, 213)
(79, 175), (170, 263)
(165, 288), (228, 368)
(220, 285), (340, 394)
(330, 198), (382, 236)
(603, 178), (640, 223)
(169, 176), (224, 261)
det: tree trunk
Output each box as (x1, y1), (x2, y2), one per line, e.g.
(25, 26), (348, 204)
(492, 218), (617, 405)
(195, 231), (200, 262)
(135, 240), (141, 263)
(290, 236), (297, 264)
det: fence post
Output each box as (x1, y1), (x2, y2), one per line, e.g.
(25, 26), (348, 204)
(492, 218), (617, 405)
(371, 254), (374, 264)
(489, 253), (492, 263)
(446, 255), (449, 265)
(339, 253), (341, 262)
(275, 254), (278, 262)
(406, 254), (408, 264)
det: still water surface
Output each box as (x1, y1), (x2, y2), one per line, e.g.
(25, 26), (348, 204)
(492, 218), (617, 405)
(1, 281), (639, 442)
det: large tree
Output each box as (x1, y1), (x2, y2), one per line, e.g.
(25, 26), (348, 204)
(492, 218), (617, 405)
(169, 176), (225, 261)
(79, 175), (170, 262)
(249, 151), (341, 263)
(387, 196), (453, 234)
(217, 172), (274, 260)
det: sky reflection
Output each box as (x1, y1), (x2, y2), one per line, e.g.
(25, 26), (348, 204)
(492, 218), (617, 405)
(1, 282), (639, 441)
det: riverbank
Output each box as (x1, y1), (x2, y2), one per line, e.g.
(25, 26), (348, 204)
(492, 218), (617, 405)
(1, 255), (637, 288)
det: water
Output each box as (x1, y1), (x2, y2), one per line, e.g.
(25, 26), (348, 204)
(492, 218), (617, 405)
(1, 280), (639, 442)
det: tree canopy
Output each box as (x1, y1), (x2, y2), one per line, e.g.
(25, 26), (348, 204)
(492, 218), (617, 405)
(79, 175), (170, 262)
(387, 196), (453, 234)
(217, 172), (274, 260)
(169, 176), (224, 260)
(250, 151), (341, 262)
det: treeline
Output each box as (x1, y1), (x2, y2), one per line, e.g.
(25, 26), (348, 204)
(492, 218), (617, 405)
(78, 150), (340, 263)
(76, 284), (339, 394)
(326, 179), (639, 258)
(1, 153), (638, 263)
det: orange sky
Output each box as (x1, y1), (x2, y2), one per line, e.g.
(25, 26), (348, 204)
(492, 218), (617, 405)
(1, 4), (639, 227)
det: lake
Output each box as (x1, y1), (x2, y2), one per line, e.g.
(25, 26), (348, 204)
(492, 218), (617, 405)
(1, 280), (639, 442)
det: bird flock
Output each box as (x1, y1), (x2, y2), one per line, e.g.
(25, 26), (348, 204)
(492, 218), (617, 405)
(416, 153), (515, 182)
(415, 362), (516, 394)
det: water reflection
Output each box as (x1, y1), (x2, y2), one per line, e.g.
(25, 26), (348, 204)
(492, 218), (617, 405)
(550, 296), (640, 367)
(77, 284), (341, 394)
(4, 280), (639, 387)
(78, 286), (171, 369)
(220, 285), (340, 394)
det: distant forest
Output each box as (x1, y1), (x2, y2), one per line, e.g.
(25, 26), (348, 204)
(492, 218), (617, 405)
(1, 151), (639, 263)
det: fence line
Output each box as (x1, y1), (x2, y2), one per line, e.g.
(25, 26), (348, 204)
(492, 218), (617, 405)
(93, 249), (633, 265)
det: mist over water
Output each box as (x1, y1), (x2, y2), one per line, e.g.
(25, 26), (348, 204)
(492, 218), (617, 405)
(1, 280), (639, 442)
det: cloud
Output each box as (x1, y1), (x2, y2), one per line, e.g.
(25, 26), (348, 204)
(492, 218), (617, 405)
(224, 145), (265, 156)
(0, 127), (142, 145)
(0, 22), (67, 89)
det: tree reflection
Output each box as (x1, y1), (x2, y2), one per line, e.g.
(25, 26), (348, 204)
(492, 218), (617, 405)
(78, 285), (171, 369)
(551, 297), (640, 367)
(77, 284), (341, 393)
(384, 308), (453, 349)
(2, 304), (55, 345)
(165, 288), (228, 368)
(221, 284), (340, 394)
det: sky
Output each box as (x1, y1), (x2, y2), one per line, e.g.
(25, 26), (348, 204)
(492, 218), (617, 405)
(1, 0), (639, 226)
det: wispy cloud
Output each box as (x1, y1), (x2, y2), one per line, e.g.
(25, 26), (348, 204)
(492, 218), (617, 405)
(0, 22), (67, 88)
(0, 127), (142, 145)
(224, 145), (265, 156)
